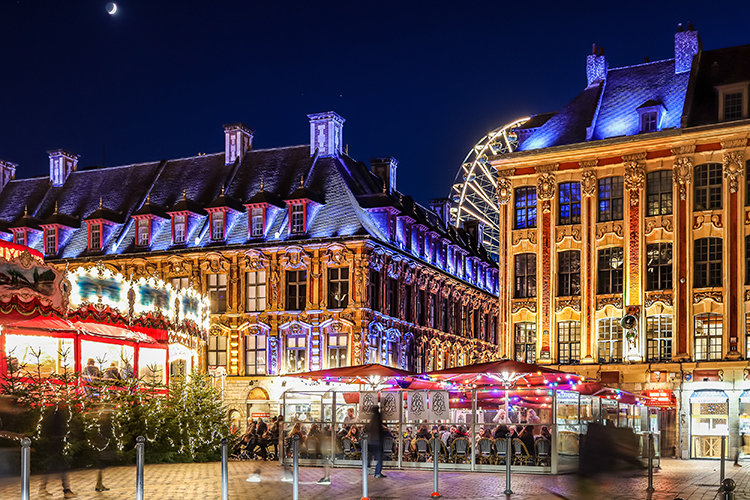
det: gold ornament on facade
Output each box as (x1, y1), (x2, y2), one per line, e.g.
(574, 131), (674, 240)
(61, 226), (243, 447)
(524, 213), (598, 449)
(720, 138), (747, 150)
(243, 249), (268, 271)
(535, 163), (558, 174)
(673, 157), (692, 200)
(693, 214), (722, 230)
(624, 161), (645, 206)
(671, 145), (696, 156)
(537, 173), (556, 201)
(693, 290), (723, 304)
(511, 229), (537, 245)
(511, 299), (537, 313)
(579, 159), (598, 169)
(622, 152), (647, 162)
(497, 177), (512, 205)
(723, 150), (745, 194)
(596, 221), (624, 239)
(645, 216), (673, 235)
(644, 291), (673, 308)
(596, 295), (623, 311)
(280, 246), (310, 269)
(581, 170), (597, 197)
(555, 298), (581, 312)
(556, 225), (582, 243)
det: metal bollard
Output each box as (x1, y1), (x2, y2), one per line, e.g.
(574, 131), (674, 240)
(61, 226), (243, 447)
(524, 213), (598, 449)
(20, 438), (30, 500)
(431, 435), (440, 498)
(646, 433), (655, 493)
(720, 478), (736, 500)
(361, 433), (369, 500)
(136, 435), (145, 500)
(720, 435), (726, 484)
(504, 433), (513, 495)
(221, 438), (228, 500)
(292, 435), (300, 500)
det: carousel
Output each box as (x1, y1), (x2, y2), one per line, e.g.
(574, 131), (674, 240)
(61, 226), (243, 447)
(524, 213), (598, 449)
(0, 241), (209, 384)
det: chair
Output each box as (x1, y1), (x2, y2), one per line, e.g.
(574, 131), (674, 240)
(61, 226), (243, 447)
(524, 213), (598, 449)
(342, 437), (359, 460)
(535, 438), (551, 466)
(451, 437), (470, 464)
(305, 437), (320, 459)
(430, 438), (449, 463)
(414, 438), (430, 462)
(476, 438), (494, 464)
(382, 436), (395, 461)
(512, 438), (533, 466)
(493, 438), (508, 465)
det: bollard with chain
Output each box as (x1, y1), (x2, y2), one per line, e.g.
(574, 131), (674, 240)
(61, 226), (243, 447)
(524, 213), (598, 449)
(136, 436), (145, 500)
(720, 435), (726, 484)
(20, 438), (30, 500)
(720, 478), (736, 500)
(361, 432), (369, 500)
(292, 435), (300, 500)
(504, 433), (513, 495)
(221, 438), (228, 500)
(646, 433), (655, 493)
(431, 434), (440, 498)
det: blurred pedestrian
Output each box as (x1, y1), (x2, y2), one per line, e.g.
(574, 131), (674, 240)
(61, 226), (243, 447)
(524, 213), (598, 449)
(39, 403), (76, 498)
(365, 404), (386, 478)
(92, 407), (115, 492)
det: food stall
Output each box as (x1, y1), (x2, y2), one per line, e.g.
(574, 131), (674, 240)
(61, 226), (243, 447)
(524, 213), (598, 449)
(690, 389), (730, 458)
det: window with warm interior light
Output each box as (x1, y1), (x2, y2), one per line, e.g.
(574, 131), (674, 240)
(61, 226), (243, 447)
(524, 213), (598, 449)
(136, 219), (150, 246)
(646, 243), (672, 290)
(597, 247), (624, 294)
(694, 313), (722, 361)
(557, 321), (581, 364)
(211, 211), (225, 241)
(558, 250), (581, 296)
(514, 253), (536, 298)
(646, 315), (672, 362)
(327, 333), (348, 368)
(245, 334), (266, 375)
(646, 170), (673, 216)
(286, 336), (306, 373)
(207, 273), (227, 313)
(597, 318), (623, 363)
(246, 270), (266, 312)
(207, 336), (227, 367)
(515, 322), (536, 364)
(328, 267), (349, 309)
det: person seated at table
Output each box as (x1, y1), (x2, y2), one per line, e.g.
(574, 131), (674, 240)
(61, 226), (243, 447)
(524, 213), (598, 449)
(409, 424), (431, 453)
(519, 425), (535, 458)
(343, 407), (357, 426)
(289, 422), (307, 448)
(447, 425), (470, 449)
(82, 358), (101, 382)
(479, 427), (493, 440)
(345, 425), (360, 444)
(438, 425), (450, 445)
(493, 424), (509, 440)
(537, 426), (552, 441)
(102, 362), (121, 381)
(526, 409), (542, 435)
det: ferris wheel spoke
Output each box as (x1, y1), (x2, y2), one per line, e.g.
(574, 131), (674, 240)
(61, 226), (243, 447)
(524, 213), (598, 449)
(464, 181), (499, 212)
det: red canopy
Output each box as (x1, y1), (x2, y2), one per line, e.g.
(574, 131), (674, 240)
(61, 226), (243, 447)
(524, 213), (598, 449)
(287, 363), (414, 385)
(421, 359), (584, 388)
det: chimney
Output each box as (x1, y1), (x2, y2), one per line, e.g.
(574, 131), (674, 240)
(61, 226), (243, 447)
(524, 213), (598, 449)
(48, 149), (79, 187)
(675, 23), (700, 74)
(429, 198), (451, 225)
(586, 44), (608, 86)
(0, 159), (16, 191)
(307, 111), (345, 158)
(371, 157), (398, 194)
(223, 123), (254, 165)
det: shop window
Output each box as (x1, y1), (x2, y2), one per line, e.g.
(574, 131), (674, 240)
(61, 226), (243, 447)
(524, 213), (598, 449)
(646, 315), (672, 362)
(386, 278), (399, 317)
(208, 335), (227, 367)
(597, 318), (623, 363)
(211, 211), (225, 241)
(171, 276), (190, 290)
(286, 270), (306, 311)
(694, 313), (723, 361)
(694, 163), (722, 211)
(245, 334), (266, 375)
(290, 205), (305, 234)
(4, 334), (74, 376)
(45, 227), (57, 255)
(246, 270), (267, 312)
(694, 238), (722, 288)
(646, 243), (673, 290)
(515, 186), (537, 229)
(515, 322), (536, 364)
(250, 207), (264, 238)
(557, 321), (581, 364)
(514, 253), (536, 298)
(328, 267), (349, 309)
(690, 391), (729, 459)
(90, 223), (101, 250)
(207, 273), (227, 314)
(327, 333), (348, 368)
(558, 182), (581, 225)
(558, 250), (581, 296)
(368, 270), (380, 312)
(286, 336), (306, 373)
(136, 219), (150, 247)
(646, 170), (673, 216)
(173, 214), (186, 244)
(598, 177), (624, 222)
(598, 247), (624, 294)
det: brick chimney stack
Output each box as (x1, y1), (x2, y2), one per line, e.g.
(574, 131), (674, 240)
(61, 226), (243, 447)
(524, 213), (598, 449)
(586, 44), (608, 86)
(223, 123), (254, 165)
(675, 22), (700, 74)
(0, 159), (16, 191)
(48, 149), (79, 187)
(371, 157), (398, 194)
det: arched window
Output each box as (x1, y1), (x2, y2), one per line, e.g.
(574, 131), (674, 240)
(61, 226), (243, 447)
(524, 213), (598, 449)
(694, 313), (722, 361)
(597, 318), (623, 363)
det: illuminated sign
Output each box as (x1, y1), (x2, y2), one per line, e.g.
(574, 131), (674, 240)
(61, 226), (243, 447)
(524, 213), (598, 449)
(68, 266), (130, 314)
(642, 390), (676, 407)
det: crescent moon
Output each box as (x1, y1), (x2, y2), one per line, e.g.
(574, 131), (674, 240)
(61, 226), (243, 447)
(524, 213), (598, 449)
(106, 3), (118, 15)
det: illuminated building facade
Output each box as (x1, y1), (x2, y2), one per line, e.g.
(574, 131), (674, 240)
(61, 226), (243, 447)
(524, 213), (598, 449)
(0, 112), (499, 421)
(493, 25), (750, 459)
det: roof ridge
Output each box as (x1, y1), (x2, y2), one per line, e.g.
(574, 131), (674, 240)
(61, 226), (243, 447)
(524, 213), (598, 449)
(608, 58), (675, 72)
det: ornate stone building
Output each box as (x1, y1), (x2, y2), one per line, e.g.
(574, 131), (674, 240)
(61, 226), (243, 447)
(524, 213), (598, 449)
(0, 112), (499, 421)
(492, 26), (750, 460)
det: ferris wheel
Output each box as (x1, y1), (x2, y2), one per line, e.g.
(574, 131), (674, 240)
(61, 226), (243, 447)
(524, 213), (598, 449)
(449, 118), (529, 262)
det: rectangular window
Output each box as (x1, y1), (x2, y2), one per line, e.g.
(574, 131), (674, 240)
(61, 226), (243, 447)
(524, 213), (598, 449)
(171, 276), (190, 290)
(14, 231), (25, 247)
(291, 205), (305, 234)
(724, 92), (744, 121)
(90, 224), (101, 250)
(245, 334), (267, 375)
(207, 273), (227, 314)
(597, 247), (624, 295)
(404, 223), (411, 251)
(558, 182), (581, 225)
(207, 336), (227, 367)
(646, 243), (673, 290)
(173, 214), (186, 244)
(368, 270), (380, 312)
(694, 313), (722, 361)
(286, 336), (306, 373)
(694, 163), (722, 211)
(386, 278), (399, 317)
(646, 315), (672, 362)
(246, 270), (267, 312)
(327, 333), (348, 368)
(286, 270), (307, 311)
(404, 285), (413, 323)
(646, 170), (673, 216)
(515, 186), (537, 229)
(597, 318), (623, 363)
(598, 177), (624, 222)
(45, 228), (56, 255)
(441, 297), (449, 332)
(641, 111), (658, 132)
(250, 207), (264, 238)
(211, 211), (225, 241)
(514, 253), (536, 298)
(328, 267), (349, 309)
(558, 250), (581, 296)
(515, 322), (536, 364)
(136, 219), (150, 247)
(557, 321), (581, 364)
(694, 238), (722, 288)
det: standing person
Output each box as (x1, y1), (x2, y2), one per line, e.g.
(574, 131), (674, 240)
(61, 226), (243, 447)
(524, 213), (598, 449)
(343, 407), (357, 427)
(92, 407), (115, 492)
(365, 405), (386, 478)
(39, 403), (76, 498)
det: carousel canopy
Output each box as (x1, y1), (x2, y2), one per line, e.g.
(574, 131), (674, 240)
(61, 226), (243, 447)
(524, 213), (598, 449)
(287, 363), (414, 385)
(420, 359), (585, 388)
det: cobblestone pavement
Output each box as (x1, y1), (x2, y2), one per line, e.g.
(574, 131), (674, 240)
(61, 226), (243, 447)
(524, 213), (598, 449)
(0, 458), (746, 500)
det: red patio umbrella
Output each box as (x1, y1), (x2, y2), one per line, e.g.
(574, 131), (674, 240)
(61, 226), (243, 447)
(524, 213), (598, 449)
(286, 363), (415, 387)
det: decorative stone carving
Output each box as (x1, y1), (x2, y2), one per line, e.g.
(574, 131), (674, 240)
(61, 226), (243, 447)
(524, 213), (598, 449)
(671, 145), (695, 156)
(497, 177), (512, 205)
(746, 289), (750, 302)
(624, 161), (645, 205)
(723, 150), (745, 194)
(511, 229), (537, 245)
(325, 244), (352, 266)
(556, 225), (582, 243)
(537, 173), (556, 201)
(673, 157), (692, 200)
(693, 290), (723, 304)
(555, 298), (581, 313)
(497, 168), (515, 178)
(595, 222), (624, 239)
(693, 214), (722, 230)
(645, 291), (673, 307)
(622, 152), (647, 162)
(511, 299), (537, 313)
(644, 216), (673, 235)
(243, 249), (268, 271)
(721, 138), (747, 150)
(370, 248), (386, 272)
(581, 170), (597, 197)
(596, 295), (623, 311)
(279, 246), (310, 269)
(535, 163), (558, 174)
(579, 159), (598, 169)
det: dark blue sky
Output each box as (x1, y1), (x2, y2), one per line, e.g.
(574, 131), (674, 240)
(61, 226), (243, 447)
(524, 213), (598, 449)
(2, 1), (749, 205)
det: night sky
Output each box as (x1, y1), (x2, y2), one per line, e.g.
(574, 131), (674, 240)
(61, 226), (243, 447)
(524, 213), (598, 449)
(2, 1), (749, 206)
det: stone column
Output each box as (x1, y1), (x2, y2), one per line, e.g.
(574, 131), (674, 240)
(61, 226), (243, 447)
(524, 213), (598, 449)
(672, 149), (694, 359)
(536, 171), (556, 362)
(580, 166), (597, 362)
(722, 144), (745, 359)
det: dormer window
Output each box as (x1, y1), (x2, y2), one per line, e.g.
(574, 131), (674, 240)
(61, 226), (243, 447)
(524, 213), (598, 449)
(211, 211), (225, 241)
(251, 207), (264, 238)
(637, 100), (665, 133)
(90, 223), (102, 250)
(14, 231), (25, 247)
(724, 92), (744, 120)
(173, 215), (186, 244)
(641, 112), (657, 132)
(136, 219), (150, 247)
(717, 82), (748, 122)
(291, 204), (305, 234)
(45, 228), (57, 255)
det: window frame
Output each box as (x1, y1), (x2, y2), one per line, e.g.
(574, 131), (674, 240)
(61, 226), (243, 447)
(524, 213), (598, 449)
(245, 270), (267, 313)
(514, 186), (537, 229)
(244, 334), (267, 375)
(597, 176), (624, 222)
(328, 267), (350, 309)
(207, 273), (227, 314)
(597, 247), (624, 295)
(558, 181), (581, 225)
(514, 253), (537, 298)
(694, 313), (723, 361)
(557, 321), (581, 364)
(514, 322), (537, 364)
(250, 207), (264, 238)
(646, 315), (673, 362)
(290, 204), (305, 234)
(207, 335), (227, 367)
(646, 242), (673, 291)
(44, 227), (57, 255)
(285, 269), (307, 311)
(173, 214), (187, 244)
(285, 335), (307, 373)
(211, 211), (225, 242)
(136, 218), (150, 247)
(558, 250), (581, 296)
(597, 318), (623, 364)
(694, 237), (723, 288)
(694, 163), (723, 211)
(90, 223), (101, 250)
(327, 332), (348, 369)
(368, 270), (380, 312)
(646, 170), (673, 216)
